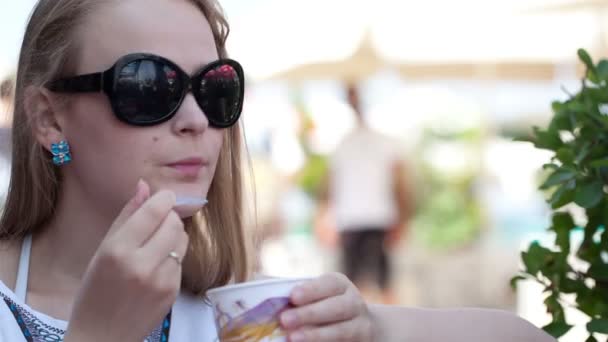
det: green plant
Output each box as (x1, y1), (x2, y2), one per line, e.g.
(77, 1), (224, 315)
(512, 49), (608, 341)
(411, 127), (483, 251)
(296, 153), (328, 197)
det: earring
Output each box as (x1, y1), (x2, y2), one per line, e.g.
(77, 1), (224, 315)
(51, 140), (72, 166)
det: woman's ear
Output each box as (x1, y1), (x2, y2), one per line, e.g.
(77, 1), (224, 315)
(24, 85), (66, 151)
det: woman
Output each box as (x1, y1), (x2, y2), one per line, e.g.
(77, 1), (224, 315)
(0, 0), (555, 341)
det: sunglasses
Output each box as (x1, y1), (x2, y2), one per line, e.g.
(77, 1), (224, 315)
(47, 53), (244, 128)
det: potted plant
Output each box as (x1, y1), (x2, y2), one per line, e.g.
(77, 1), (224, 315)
(513, 49), (608, 341)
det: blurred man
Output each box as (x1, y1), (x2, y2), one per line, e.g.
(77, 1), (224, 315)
(317, 84), (414, 304)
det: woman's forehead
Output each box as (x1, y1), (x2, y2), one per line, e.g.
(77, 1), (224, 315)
(75, 0), (218, 75)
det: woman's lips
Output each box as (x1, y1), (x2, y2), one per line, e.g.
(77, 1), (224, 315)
(167, 157), (207, 177)
(171, 164), (202, 177)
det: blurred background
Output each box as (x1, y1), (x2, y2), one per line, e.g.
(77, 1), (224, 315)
(2, 1), (608, 340)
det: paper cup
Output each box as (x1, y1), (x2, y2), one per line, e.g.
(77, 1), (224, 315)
(207, 278), (310, 342)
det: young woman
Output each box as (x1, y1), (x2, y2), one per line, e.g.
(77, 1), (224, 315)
(0, 0), (555, 341)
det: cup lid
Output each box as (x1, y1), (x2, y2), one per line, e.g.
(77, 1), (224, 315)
(206, 277), (312, 296)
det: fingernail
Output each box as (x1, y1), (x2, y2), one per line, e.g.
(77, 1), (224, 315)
(290, 331), (305, 342)
(134, 178), (142, 192)
(134, 179), (151, 206)
(134, 179), (144, 203)
(281, 311), (298, 328)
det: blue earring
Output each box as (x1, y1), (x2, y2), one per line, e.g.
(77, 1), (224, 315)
(51, 140), (72, 166)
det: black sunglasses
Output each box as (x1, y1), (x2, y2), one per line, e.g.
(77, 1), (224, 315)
(47, 53), (244, 128)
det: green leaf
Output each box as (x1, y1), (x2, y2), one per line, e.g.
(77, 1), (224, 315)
(574, 180), (605, 208)
(587, 318), (608, 334)
(561, 277), (583, 293)
(588, 146), (608, 166)
(579, 292), (608, 317)
(544, 294), (564, 316)
(601, 229), (608, 250)
(601, 167), (608, 185)
(550, 111), (572, 131)
(522, 242), (552, 275)
(585, 335), (598, 342)
(510, 275), (526, 290)
(577, 290), (601, 316)
(597, 60), (608, 81)
(552, 212), (574, 252)
(513, 133), (535, 144)
(585, 96), (603, 118)
(588, 69), (601, 84)
(552, 100), (566, 114)
(579, 49), (595, 71)
(532, 127), (563, 150)
(567, 101), (588, 114)
(543, 321), (573, 338)
(550, 186), (575, 209)
(565, 178), (576, 190)
(575, 142), (592, 164)
(597, 300), (608, 317)
(552, 212), (575, 231)
(589, 158), (608, 168)
(588, 263), (608, 281)
(579, 126), (597, 141)
(541, 169), (577, 189)
(557, 147), (575, 165)
(586, 87), (608, 103)
(579, 237), (603, 262)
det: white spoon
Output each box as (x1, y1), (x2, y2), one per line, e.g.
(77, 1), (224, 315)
(174, 196), (208, 218)
(175, 196), (208, 207)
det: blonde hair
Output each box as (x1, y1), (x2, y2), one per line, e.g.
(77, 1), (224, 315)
(0, 0), (250, 295)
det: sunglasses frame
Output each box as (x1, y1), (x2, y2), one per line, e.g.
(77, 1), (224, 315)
(47, 53), (245, 128)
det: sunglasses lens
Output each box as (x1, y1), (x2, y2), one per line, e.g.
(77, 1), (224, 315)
(114, 59), (183, 124)
(195, 62), (243, 127)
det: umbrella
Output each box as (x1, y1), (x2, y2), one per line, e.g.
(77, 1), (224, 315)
(266, 32), (388, 82)
(267, 32), (564, 82)
(224, 0), (600, 82)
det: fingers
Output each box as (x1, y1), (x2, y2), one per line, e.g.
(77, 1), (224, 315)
(116, 189), (177, 248)
(107, 179), (150, 237)
(281, 290), (362, 329)
(146, 213), (189, 305)
(139, 210), (188, 267)
(286, 316), (373, 342)
(282, 273), (370, 341)
(290, 273), (349, 306)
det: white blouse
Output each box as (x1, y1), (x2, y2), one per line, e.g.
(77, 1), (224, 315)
(0, 235), (219, 342)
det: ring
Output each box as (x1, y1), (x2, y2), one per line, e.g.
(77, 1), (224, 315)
(168, 251), (182, 265)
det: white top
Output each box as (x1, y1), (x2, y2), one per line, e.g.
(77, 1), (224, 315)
(330, 127), (402, 231)
(0, 235), (219, 342)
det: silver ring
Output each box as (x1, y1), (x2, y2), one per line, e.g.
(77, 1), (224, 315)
(168, 251), (182, 265)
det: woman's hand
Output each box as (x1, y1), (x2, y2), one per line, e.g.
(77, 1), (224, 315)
(64, 180), (189, 342)
(280, 273), (376, 342)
